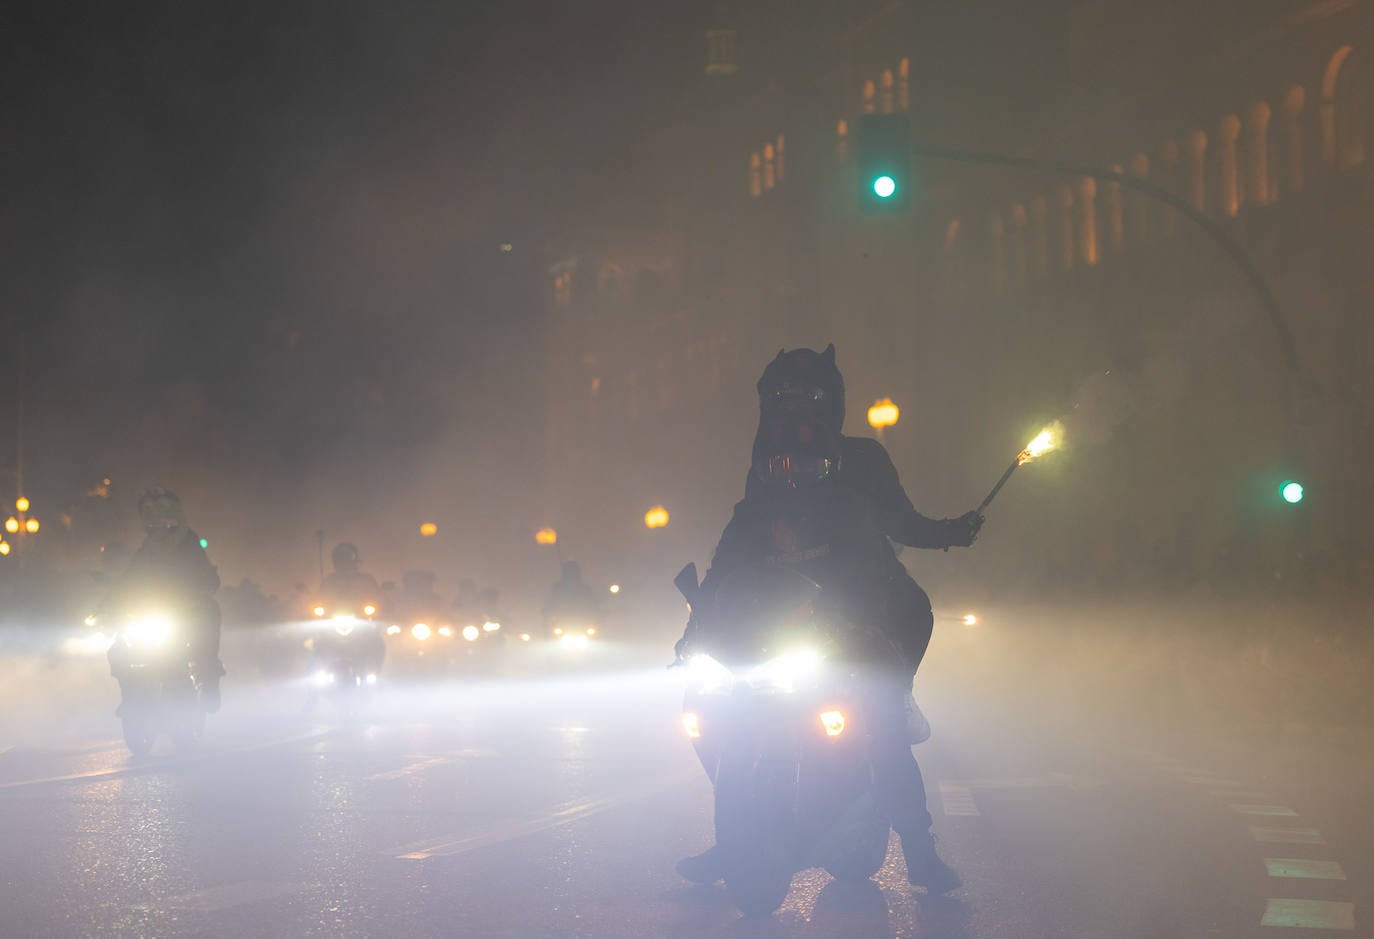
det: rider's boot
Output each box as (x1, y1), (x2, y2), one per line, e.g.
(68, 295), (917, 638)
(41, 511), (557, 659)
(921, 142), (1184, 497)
(675, 844), (725, 884)
(901, 830), (961, 893)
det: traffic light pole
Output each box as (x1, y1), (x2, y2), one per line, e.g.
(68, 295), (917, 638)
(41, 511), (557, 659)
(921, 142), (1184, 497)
(911, 146), (1302, 376)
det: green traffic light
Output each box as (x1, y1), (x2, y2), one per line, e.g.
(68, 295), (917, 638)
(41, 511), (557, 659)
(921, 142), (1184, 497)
(872, 175), (897, 198)
(1281, 481), (1304, 504)
(199, 538), (209, 548)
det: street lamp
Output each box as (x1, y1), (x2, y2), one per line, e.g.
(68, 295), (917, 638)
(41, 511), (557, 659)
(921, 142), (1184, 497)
(24, 518), (38, 534)
(0, 542), (9, 557)
(420, 522), (438, 537)
(535, 527), (558, 546)
(867, 398), (899, 442)
(15, 497), (29, 513)
(3, 518), (16, 534)
(644, 506), (670, 529)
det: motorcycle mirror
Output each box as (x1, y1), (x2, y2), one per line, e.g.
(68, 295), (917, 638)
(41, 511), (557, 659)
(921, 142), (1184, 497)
(673, 563), (700, 604)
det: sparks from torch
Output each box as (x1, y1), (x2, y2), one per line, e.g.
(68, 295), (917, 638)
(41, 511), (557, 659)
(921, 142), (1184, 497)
(977, 424), (1060, 513)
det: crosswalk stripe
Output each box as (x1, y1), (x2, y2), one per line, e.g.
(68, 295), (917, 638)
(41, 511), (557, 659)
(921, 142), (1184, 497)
(1261, 898), (1355, 930)
(1251, 826), (1326, 845)
(1264, 858), (1347, 880)
(938, 781), (981, 817)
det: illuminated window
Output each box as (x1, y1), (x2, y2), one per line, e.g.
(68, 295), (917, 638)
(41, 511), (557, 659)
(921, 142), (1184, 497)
(1246, 101), (1273, 206)
(1282, 85), (1307, 195)
(776, 135), (786, 183)
(1058, 187), (1076, 270)
(1106, 167), (1123, 254)
(898, 58), (910, 112)
(836, 120), (849, 162)
(1322, 46), (1363, 169)
(1030, 197), (1049, 280)
(1186, 130), (1208, 214)
(763, 143), (776, 190)
(749, 152), (761, 197)
(553, 271), (573, 306)
(880, 69), (895, 114)
(1218, 114), (1241, 217)
(988, 213), (1006, 294)
(1159, 139), (1181, 232)
(862, 80), (876, 114)
(1128, 153), (1151, 240)
(1078, 177), (1098, 266)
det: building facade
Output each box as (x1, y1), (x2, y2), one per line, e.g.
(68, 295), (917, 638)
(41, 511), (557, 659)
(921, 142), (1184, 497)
(541, 0), (1374, 600)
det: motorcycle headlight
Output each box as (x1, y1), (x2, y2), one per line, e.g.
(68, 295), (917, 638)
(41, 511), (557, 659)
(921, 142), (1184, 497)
(687, 654), (732, 691)
(363, 604), (377, 617)
(387, 624), (402, 636)
(462, 625), (480, 642)
(124, 615), (173, 647)
(312, 606), (326, 618)
(482, 620), (501, 632)
(749, 648), (823, 692)
(438, 626), (453, 638)
(334, 619), (355, 637)
(560, 633), (590, 651)
(311, 668), (336, 687)
(412, 623), (432, 641)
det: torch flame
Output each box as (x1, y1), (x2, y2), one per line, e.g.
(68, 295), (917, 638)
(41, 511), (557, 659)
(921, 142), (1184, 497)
(1017, 423), (1061, 465)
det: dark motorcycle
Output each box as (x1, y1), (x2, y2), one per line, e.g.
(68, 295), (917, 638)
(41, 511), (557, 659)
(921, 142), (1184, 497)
(674, 562), (893, 916)
(308, 610), (383, 715)
(107, 611), (211, 756)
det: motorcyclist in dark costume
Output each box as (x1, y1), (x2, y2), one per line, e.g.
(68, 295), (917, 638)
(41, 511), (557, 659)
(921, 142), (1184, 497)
(104, 487), (223, 712)
(674, 345), (981, 893)
(313, 543), (385, 678)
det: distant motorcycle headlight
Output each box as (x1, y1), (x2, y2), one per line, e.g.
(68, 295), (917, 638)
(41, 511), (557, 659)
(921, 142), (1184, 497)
(560, 633), (590, 651)
(311, 668), (336, 687)
(462, 625), (480, 642)
(819, 709), (846, 737)
(585, 626), (596, 637)
(363, 604), (377, 617)
(386, 624), (402, 636)
(124, 615), (173, 647)
(412, 623), (432, 641)
(482, 620), (501, 632)
(438, 626), (453, 638)
(312, 606), (326, 618)
(365, 673), (378, 686)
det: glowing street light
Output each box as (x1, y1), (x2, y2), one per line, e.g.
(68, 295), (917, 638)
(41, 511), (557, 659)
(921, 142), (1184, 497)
(3, 518), (16, 534)
(609, 584), (621, 594)
(535, 527), (558, 546)
(15, 497), (29, 513)
(420, 522), (438, 537)
(872, 174), (897, 199)
(1281, 480), (1305, 504)
(24, 518), (39, 534)
(644, 505), (670, 530)
(867, 398), (900, 432)
(0, 542), (9, 557)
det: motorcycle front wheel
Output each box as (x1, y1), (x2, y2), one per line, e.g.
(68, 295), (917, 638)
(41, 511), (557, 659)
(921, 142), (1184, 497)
(121, 712), (156, 757)
(715, 756), (794, 916)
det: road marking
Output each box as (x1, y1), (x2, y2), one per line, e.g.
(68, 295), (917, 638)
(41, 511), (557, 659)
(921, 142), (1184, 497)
(1210, 790), (1273, 801)
(1251, 826), (1326, 845)
(365, 748), (495, 781)
(1232, 804), (1299, 817)
(160, 880), (308, 912)
(387, 773), (695, 860)
(1265, 858), (1347, 880)
(1181, 775), (1242, 787)
(966, 774), (1105, 791)
(1261, 898), (1355, 930)
(938, 781), (981, 816)
(0, 729), (328, 791)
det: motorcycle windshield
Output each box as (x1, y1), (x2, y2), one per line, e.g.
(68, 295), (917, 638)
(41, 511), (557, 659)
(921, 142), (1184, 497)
(703, 565), (822, 669)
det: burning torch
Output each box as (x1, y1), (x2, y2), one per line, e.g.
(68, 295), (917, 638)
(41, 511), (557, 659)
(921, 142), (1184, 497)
(977, 423), (1060, 513)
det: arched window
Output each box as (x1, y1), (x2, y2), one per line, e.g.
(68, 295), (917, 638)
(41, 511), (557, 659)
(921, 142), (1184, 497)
(1186, 130), (1209, 214)
(1159, 139), (1182, 232)
(836, 120), (849, 162)
(989, 213), (1007, 294)
(1031, 196), (1050, 280)
(862, 80), (876, 114)
(1011, 203), (1029, 285)
(1245, 101), (1273, 206)
(1218, 115), (1241, 216)
(1322, 45), (1364, 169)
(776, 135), (786, 183)
(1106, 167), (1124, 254)
(1078, 177), (1099, 265)
(880, 69), (895, 114)
(749, 152), (761, 197)
(1282, 85), (1307, 196)
(1058, 186), (1076, 270)
(763, 143), (776, 190)
(1128, 153), (1151, 240)
(898, 58), (910, 112)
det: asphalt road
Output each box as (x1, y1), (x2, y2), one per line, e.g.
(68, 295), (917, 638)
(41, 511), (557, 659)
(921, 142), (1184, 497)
(0, 620), (1367, 937)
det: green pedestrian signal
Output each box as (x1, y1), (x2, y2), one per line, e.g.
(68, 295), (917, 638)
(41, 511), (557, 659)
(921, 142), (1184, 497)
(856, 113), (912, 212)
(1280, 481), (1304, 504)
